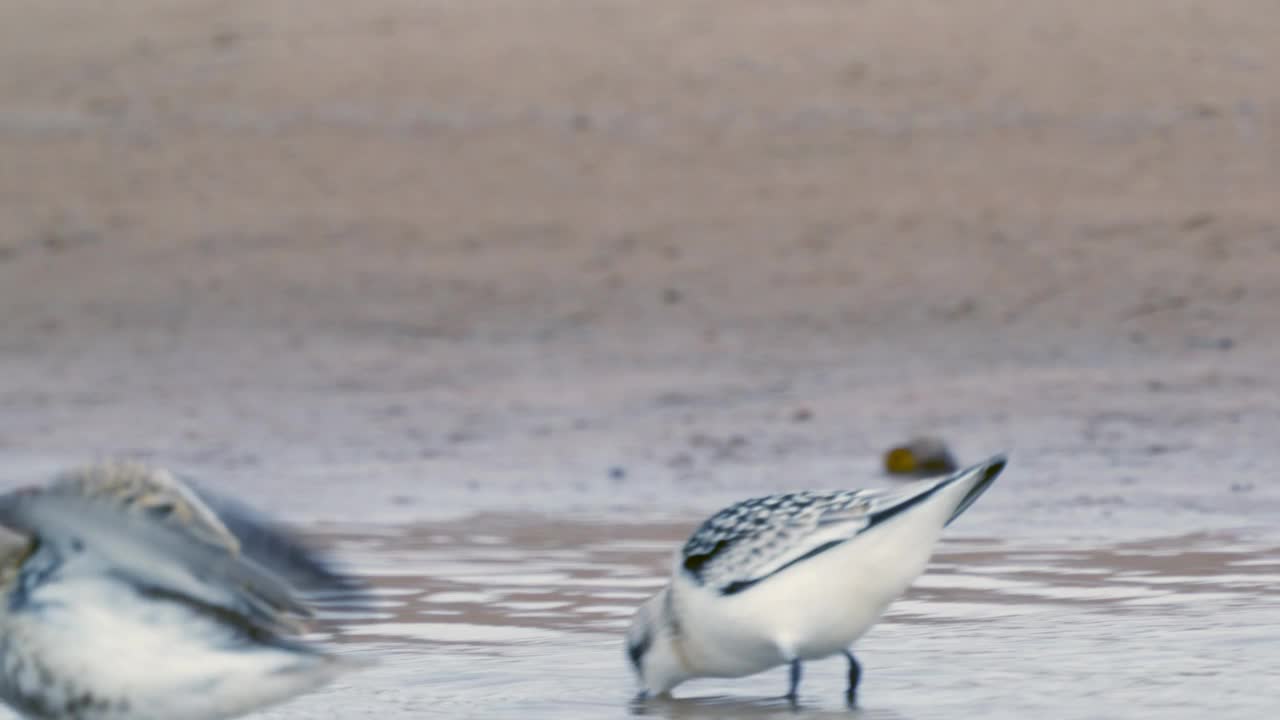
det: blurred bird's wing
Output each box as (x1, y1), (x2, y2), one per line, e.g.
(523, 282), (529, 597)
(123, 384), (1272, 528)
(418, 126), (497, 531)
(185, 478), (367, 595)
(0, 463), (314, 633)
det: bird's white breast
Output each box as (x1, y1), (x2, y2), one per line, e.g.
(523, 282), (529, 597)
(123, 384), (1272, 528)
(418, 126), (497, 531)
(3, 575), (341, 720)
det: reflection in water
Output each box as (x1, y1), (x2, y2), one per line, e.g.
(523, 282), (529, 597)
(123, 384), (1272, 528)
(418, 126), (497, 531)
(629, 693), (911, 720)
(266, 518), (1280, 719)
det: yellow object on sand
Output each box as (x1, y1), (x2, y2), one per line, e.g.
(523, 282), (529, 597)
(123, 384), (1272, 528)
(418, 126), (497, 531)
(884, 438), (958, 478)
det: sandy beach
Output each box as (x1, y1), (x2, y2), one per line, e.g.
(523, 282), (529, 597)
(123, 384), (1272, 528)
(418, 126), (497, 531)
(1, 1), (1278, 718)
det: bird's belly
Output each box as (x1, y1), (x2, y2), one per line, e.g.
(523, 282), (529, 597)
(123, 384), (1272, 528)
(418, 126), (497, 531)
(0, 579), (333, 720)
(679, 624), (786, 680)
(669, 586), (787, 679)
(0, 625), (134, 720)
(706, 509), (946, 664)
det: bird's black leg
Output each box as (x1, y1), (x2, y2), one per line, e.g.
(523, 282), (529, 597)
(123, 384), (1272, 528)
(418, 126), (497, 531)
(842, 650), (862, 706)
(785, 659), (803, 706)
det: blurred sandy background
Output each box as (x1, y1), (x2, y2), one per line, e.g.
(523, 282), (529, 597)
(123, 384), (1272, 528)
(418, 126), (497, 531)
(0, 1), (1277, 520)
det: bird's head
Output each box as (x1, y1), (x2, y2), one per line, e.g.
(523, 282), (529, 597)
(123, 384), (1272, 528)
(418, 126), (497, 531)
(625, 589), (692, 698)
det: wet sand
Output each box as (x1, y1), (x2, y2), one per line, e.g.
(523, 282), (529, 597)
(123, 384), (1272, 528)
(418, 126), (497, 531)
(271, 517), (1280, 719)
(1, 1), (1279, 718)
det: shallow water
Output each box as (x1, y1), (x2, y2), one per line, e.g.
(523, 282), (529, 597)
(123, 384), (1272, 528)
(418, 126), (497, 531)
(255, 515), (1280, 720)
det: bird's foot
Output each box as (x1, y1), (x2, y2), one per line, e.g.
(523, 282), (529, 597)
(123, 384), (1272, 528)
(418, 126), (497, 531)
(785, 658), (803, 708)
(842, 650), (862, 708)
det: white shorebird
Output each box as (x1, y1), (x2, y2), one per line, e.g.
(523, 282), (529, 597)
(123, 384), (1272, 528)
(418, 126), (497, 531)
(0, 462), (367, 720)
(626, 453), (1007, 705)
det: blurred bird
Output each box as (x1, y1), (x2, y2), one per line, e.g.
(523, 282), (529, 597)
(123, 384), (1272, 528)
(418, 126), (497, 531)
(626, 454), (1007, 706)
(0, 462), (367, 720)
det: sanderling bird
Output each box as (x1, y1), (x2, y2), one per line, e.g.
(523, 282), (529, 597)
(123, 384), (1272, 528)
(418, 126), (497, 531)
(0, 462), (367, 720)
(626, 453), (1007, 705)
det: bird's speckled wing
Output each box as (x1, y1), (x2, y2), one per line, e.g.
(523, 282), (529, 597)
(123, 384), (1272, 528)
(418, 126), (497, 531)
(0, 463), (314, 632)
(679, 481), (943, 595)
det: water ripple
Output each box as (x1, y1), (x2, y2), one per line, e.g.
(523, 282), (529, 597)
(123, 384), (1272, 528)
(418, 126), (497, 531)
(287, 517), (1279, 719)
